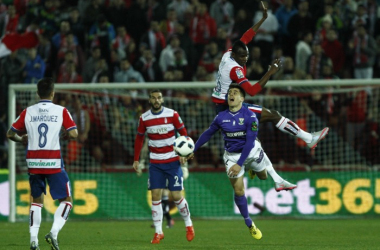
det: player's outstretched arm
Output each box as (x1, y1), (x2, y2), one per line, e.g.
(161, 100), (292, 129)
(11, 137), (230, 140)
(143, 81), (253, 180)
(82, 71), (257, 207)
(240, 1), (268, 44)
(251, 1), (268, 33)
(256, 59), (280, 89)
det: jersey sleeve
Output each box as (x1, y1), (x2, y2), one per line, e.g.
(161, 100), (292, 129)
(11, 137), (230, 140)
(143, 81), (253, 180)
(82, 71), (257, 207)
(237, 114), (259, 166)
(62, 108), (77, 131)
(240, 29), (256, 45)
(230, 66), (249, 85)
(11, 109), (27, 133)
(137, 116), (146, 135)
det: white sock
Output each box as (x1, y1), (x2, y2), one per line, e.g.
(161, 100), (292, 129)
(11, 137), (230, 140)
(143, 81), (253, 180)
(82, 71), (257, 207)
(51, 202), (72, 240)
(30, 203), (43, 245)
(174, 198), (192, 227)
(266, 164), (284, 183)
(276, 117), (312, 143)
(152, 200), (163, 234)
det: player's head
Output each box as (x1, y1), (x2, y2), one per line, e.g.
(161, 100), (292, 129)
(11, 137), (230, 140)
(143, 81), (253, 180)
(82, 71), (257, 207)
(149, 89), (164, 112)
(227, 83), (245, 108)
(37, 77), (55, 99)
(231, 40), (249, 66)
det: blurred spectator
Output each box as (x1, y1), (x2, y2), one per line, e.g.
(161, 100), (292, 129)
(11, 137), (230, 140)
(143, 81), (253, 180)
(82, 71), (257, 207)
(321, 29), (345, 76)
(347, 25), (377, 79)
(147, 0), (167, 23)
(88, 14), (116, 63)
(37, 32), (52, 65)
(1, 50), (24, 85)
(57, 32), (85, 74)
(320, 63), (339, 80)
(68, 7), (85, 49)
(167, 0), (190, 23)
(273, 56), (308, 80)
(189, 3), (217, 65)
(215, 27), (231, 53)
(351, 4), (369, 30)
(253, 0), (278, 66)
(246, 46), (266, 80)
(52, 20), (78, 49)
(2, 5), (19, 35)
(315, 4), (343, 32)
(193, 65), (213, 81)
(114, 58), (145, 83)
(112, 26), (133, 60)
(167, 48), (191, 81)
(314, 14), (334, 44)
(159, 35), (186, 73)
(287, 0), (315, 58)
(38, 0), (59, 33)
(306, 43), (331, 79)
(23, 47), (46, 84)
(109, 49), (121, 81)
(231, 9), (252, 41)
(198, 40), (222, 73)
(83, 46), (102, 82)
(57, 61), (83, 83)
(140, 20), (166, 60)
(125, 39), (138, 65)
(90, 58), (109, 83)
(135, 49), (162, 82)
(209, 0), (234, 34)
(83, 0), (105, 30)
(126, 0), (148, 46)
(274, 0), (297, 55)
(23, 0), (42, 30)
(159, 8), (178, 39)
(295, 31), (313, 73)
(173, 22), (194, 68)
(105, 0), (128, 28)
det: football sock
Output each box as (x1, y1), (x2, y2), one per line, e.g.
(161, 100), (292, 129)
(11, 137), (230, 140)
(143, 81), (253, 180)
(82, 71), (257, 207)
(30, 203), (43, 245)
(152, 200), (163, 234)
(276, 117), (312, 143)
(51, 202), (72, 240)
(266, 163), (284, 183)
(174, 198), (192, 227)
(162, 195), (171, 224)
(234, 194), (252, 228)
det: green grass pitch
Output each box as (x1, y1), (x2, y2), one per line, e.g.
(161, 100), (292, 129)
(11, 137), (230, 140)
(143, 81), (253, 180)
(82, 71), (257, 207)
(1, 219), (380, 249)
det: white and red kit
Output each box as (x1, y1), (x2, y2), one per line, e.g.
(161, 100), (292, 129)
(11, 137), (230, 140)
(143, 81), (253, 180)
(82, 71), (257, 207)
(11, 100), (77, 174)
(212, 29), (263, 104)
(134, 107), (187, 164)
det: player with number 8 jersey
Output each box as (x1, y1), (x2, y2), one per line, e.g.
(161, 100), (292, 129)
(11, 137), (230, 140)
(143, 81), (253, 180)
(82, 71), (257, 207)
(7, 77), (78, 250)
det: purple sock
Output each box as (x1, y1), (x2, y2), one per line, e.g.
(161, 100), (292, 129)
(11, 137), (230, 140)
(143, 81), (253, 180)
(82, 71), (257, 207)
(234, 194), (252, 228)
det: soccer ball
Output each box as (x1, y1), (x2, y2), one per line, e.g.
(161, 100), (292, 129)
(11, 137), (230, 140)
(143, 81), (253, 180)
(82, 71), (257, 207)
(173, 136), (194, 157)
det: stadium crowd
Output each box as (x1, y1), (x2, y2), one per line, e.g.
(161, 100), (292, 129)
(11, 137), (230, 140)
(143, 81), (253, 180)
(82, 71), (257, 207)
(0, 0), (380, 169)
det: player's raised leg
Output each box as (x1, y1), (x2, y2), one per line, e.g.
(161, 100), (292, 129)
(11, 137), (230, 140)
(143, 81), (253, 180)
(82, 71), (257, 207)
(258, 107), (329, 149)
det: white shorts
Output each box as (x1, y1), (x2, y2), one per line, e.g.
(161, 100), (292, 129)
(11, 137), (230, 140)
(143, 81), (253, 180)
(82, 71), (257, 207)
(223, 140), (271, 178)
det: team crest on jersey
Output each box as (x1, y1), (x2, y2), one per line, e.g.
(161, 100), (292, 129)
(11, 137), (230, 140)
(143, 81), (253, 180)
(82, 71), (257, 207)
(239, 118), (244, 125)
(235, 68), (244, 79)
(251, 122), (258, 131)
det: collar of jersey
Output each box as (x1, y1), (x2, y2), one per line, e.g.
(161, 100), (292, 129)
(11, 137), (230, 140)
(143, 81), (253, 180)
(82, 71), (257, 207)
(151, 107), (164, 115)
(228, 108), (241, 115)
(39, 100), (52, 103)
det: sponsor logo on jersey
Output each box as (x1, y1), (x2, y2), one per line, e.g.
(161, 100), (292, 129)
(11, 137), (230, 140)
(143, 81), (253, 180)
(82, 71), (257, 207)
(147, 127), (169, 134)
(39, 108), (49, 113)
(239, 118), (244, 125)
(226, 131), (246, 137)
(235, 68), (244, 79)
(251, 122), (258, 131)
(222, 120), (231, 123)
(28, 161), (57, 167)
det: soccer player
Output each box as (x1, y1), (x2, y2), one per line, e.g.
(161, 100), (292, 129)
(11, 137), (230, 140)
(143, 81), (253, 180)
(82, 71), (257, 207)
(133, 89), (195, 244)
(7, 78), (78, 250)
(189, 84), (287, 239)
(213, 2), (329, 151)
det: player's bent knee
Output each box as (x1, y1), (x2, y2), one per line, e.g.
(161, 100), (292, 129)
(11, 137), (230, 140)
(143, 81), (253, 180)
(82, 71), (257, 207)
(261, 108), (282, 123)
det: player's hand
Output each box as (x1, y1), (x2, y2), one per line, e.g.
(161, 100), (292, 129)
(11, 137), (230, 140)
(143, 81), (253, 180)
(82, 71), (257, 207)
(268, 58), (281, 74)
(261, 1), (268, 19)
(228, 164), (242, 178)
(132, 161), (140, 172)
(21, 134), (28, 146)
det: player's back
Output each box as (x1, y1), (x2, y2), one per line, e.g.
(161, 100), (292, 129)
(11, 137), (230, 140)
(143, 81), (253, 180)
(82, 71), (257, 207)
(212, 51), (245, 103)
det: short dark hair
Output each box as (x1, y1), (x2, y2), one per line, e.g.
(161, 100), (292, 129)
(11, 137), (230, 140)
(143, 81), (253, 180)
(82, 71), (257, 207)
(37, 77), (55, 98)
(149, 89), (162, 97)
(231, 40), (247, 54)
(228, 83), (245, 98)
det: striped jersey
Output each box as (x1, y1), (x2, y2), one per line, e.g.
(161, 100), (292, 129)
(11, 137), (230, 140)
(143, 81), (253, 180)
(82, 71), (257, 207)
(212, 50), (248, 103)
(11, 100), (77, 174)
(137, 107), (185, 164)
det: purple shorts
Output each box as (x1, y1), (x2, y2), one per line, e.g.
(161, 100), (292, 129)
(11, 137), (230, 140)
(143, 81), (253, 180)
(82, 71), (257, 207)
(29, 169), (71, 200)
(148, 161), (183, 191)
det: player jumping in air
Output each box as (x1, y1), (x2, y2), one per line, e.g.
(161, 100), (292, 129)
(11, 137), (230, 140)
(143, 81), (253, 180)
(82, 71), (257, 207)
(7, 77), (78, 250)
(133, 89), (195, 244)
(212, 1), (329, 189)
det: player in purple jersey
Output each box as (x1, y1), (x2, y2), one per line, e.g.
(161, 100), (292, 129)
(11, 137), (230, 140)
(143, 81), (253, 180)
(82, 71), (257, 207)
(187, 84), (297, 239)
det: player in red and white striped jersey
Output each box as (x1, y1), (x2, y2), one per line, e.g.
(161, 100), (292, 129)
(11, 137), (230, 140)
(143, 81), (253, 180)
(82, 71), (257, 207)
(212, 1), (329, 150)
(133, 89), (195, 244)
(7, 78), (78, 250)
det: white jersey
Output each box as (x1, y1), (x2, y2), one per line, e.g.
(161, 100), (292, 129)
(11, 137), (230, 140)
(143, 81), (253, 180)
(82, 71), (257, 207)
(137, 107), (185, 164)
(212, 50), (248, 103)
(11, 100), (77, 174)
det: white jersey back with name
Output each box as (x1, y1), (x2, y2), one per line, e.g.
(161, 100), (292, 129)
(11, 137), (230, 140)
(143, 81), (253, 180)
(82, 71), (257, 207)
(212, 50), (244, 102)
